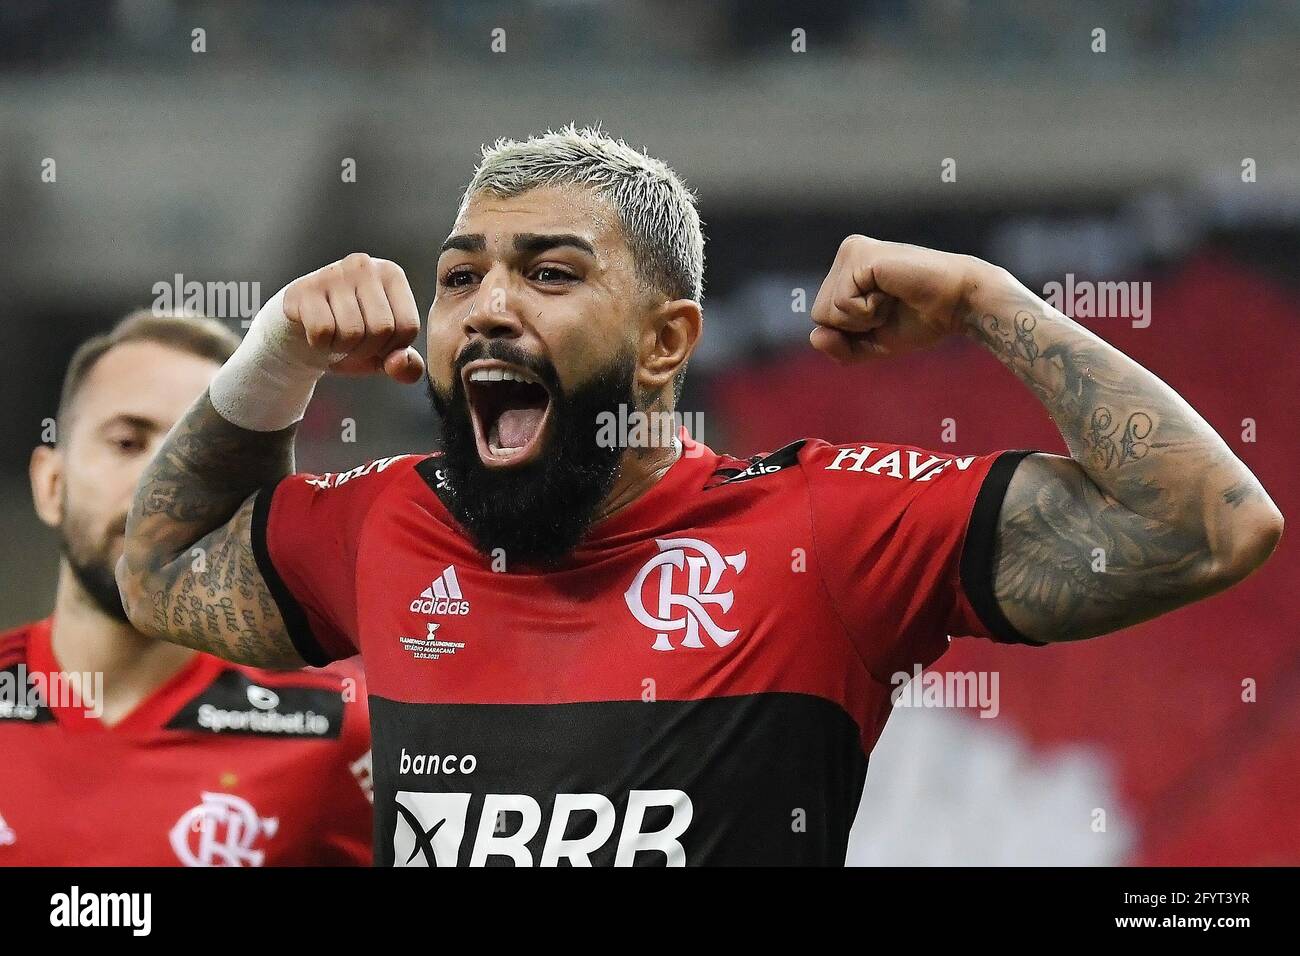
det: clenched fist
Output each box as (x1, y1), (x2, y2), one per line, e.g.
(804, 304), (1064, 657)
(209, 253), (427, 433)
(809, 235), (1007, 363)
(282, 252), (425, 382)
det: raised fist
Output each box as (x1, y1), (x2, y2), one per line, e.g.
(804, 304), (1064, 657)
(278, 252), (425, 382)
(809, 235), (1004, 363)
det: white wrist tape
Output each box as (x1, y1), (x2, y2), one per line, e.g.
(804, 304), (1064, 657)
(209, 287), (339, 432)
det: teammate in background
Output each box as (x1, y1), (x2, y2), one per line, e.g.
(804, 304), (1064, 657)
(0, 313), (372, 866)
(119, 127), (1283, 866)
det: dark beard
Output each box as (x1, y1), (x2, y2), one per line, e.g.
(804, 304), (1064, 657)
(63, 539), (130, 624)
(427, 341), (634, 568)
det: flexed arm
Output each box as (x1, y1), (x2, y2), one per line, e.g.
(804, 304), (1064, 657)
(117, 254), (425, 666)
(809, 236), (1283, 643)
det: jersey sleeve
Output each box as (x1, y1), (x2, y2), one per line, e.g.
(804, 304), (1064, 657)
(250, 455), (417, 666)
(800, 439), (1045, 681)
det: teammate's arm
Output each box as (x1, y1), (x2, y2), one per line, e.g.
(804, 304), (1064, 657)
(117, 254), (425, 667)
(809, 236), (1284, 644)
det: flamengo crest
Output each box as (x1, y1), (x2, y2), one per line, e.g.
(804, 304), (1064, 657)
(624, 537), (747, 652)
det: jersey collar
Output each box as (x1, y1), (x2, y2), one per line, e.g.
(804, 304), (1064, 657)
(27, 617), (225, 735)
(584, 429), (718, 544)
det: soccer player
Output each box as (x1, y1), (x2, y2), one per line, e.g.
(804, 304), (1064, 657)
(1, 313), (372, 866)
(117, 127), (1283, 866)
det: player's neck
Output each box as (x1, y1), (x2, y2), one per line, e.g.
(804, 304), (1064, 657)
(596, 436), (682, 522)
(50, 562), (197, 726)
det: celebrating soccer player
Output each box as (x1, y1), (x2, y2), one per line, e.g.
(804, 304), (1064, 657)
(117, 127), (1282, 866)
(1, 313), (372, 866)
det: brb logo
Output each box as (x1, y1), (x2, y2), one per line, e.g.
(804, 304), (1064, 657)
(392, 789), (692, 866)
(169, 792), (279, 867)
(624, 537), (746, 652)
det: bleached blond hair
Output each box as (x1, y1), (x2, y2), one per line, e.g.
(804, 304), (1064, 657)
(460, 124), (705, 304)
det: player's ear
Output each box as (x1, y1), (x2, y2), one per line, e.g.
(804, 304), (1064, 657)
(638, 298), (701, 400)
(30, 443), (65, 528)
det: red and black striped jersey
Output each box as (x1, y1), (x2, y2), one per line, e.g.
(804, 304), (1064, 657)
(252, 434), (1041, 866)
(0, 618), (373, 866)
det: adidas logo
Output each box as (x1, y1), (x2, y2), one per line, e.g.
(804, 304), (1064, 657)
(409, 566), (471, 616)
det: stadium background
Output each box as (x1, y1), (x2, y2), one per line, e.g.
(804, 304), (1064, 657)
(1, 0), (1296, 864)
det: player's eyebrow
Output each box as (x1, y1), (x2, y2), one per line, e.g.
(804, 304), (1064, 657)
(438, 233), (596, 257)
(512, 233), (596, 257)
(98, 413), (161, 434)
(440, 234), (486, 255)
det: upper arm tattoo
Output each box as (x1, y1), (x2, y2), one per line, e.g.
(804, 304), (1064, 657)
(964, 286), (1278, 642)
(121, 393), (304, 668)
(993, 454), (1219, 643)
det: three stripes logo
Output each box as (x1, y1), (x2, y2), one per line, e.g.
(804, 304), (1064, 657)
(409, 566), (471, 616)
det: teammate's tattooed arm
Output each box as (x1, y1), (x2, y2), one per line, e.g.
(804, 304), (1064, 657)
(118, 254), (425, 667)
(117, 396), (303, 668)
(810, 236), (1284, 644)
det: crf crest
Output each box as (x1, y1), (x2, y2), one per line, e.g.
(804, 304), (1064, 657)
(624, 537), (747, 651)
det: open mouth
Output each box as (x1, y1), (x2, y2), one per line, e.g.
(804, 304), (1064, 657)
(462, 360), (554, 468)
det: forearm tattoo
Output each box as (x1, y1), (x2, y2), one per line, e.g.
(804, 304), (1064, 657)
(121, 393), (303, 667)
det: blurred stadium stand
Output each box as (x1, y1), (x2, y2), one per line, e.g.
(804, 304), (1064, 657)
(1, 0), (1295, 864)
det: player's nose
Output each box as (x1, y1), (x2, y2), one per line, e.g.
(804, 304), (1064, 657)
(462, 268), (525, 340)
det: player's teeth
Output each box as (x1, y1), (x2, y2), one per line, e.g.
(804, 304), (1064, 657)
(469, 368), (538, 383)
